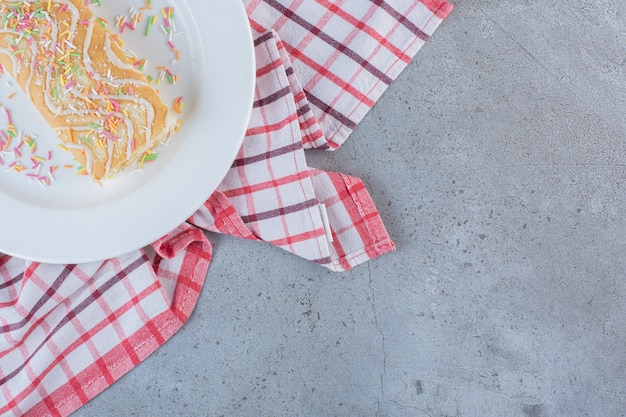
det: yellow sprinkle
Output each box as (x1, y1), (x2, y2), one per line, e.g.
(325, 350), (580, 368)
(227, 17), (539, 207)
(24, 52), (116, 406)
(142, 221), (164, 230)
(111, 35), (124, 47)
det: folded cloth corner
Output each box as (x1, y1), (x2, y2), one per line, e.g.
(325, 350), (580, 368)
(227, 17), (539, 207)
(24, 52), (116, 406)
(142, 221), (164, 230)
(189, 30), (395, 271)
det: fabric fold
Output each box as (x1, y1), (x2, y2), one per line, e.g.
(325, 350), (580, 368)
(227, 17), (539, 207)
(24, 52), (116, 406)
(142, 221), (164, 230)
(244, 0), (453, 148)
(188, 31), (395, 271)
(0, 224), (211, 417)
(308, 169), (397, 271)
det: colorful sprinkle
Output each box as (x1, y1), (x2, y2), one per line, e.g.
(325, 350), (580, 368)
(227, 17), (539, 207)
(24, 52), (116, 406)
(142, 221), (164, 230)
(173, 96), (183, 113)
(146, 15), (156, 36)
(0, 106), (60, 186)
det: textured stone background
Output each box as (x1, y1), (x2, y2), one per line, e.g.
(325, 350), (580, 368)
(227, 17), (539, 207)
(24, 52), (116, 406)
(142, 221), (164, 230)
(76, 1), (626, 416)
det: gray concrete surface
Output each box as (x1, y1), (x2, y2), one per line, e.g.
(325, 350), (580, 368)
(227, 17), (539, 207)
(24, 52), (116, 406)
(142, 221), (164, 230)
(74, 1), (626, 416)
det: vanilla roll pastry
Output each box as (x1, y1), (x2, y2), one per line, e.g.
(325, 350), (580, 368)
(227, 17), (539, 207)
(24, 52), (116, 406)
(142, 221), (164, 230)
(0, 0), (181, 180)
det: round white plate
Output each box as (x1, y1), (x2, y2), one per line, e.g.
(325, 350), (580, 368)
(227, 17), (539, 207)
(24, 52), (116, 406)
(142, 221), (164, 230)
(0, 0), (255, 263)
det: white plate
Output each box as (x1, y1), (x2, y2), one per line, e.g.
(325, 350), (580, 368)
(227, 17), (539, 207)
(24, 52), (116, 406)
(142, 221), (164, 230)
(0, 0), (255, 263)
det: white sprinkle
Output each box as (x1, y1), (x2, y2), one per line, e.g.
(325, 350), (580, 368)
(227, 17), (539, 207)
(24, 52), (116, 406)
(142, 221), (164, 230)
(64, 39), (77, 50)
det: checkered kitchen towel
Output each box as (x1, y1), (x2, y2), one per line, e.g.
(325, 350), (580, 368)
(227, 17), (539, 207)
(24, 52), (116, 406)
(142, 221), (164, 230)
(0, 1), (452, 416)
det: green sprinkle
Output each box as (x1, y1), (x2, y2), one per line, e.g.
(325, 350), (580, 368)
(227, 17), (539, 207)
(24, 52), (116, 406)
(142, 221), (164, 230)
(145, 15), (156, 36)
(143, 153), (158, 162)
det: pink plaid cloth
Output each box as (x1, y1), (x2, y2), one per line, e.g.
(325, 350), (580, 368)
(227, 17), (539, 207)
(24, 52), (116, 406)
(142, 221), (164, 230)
(0, 1), (452, 416)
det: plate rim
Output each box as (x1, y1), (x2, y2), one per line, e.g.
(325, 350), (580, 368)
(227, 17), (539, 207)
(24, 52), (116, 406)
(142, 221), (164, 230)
(0, 0), (255, 263)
